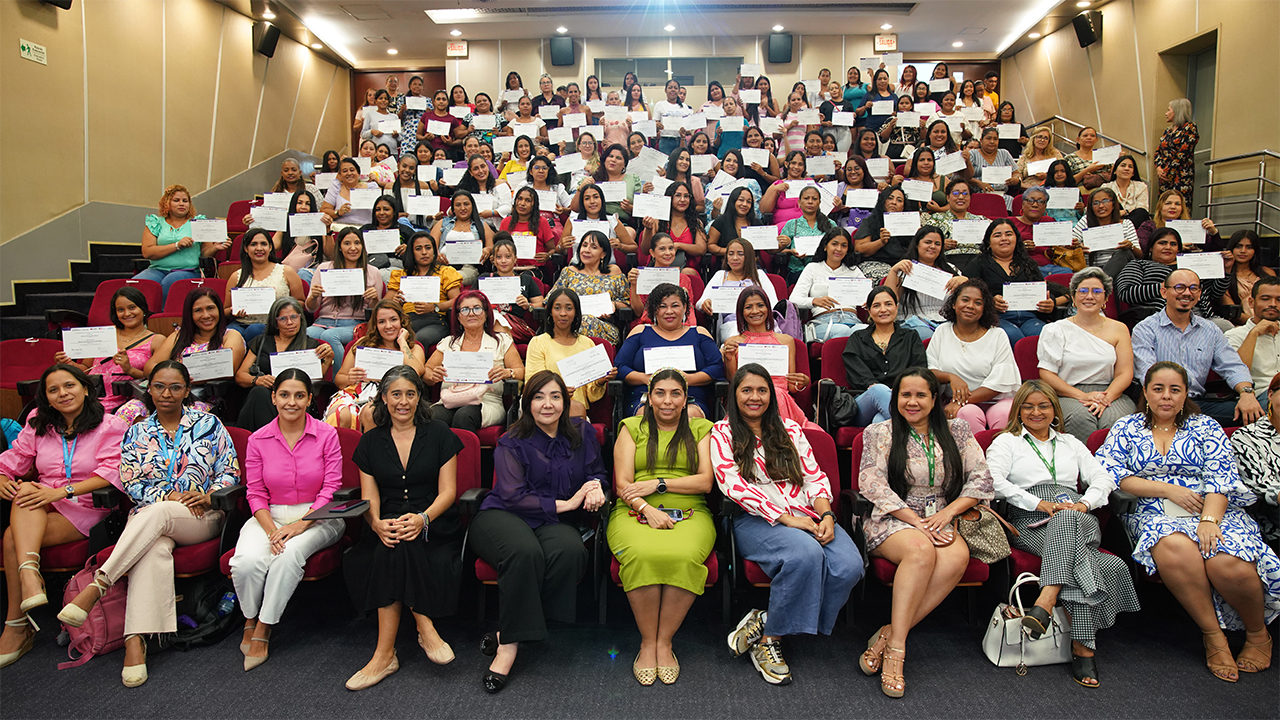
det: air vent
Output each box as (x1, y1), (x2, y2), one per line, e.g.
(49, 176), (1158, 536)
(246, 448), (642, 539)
(363, 36), (390, 44)
(959, 27), (987, 34)
(341, 5), (391, 21)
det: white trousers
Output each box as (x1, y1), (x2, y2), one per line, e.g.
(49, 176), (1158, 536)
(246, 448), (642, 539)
(228, 503), (343, 625)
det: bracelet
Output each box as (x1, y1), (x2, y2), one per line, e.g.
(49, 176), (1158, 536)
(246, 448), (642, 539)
(635, 501), (650, 513)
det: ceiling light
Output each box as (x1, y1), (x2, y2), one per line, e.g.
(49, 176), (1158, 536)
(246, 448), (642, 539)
(880, 23), (893, 30)
(387, 48), (398, 55)
(310, 42), (323, 49)
(450, 29), (462, 36)
(772, 25), (784, 32)
(1028, 32), (1041, 38)
(425, 9), (480, 23)
(952, 41), (964, 47)
(263, 10), (276, 20)
(664, 24), (675, 32)
(556, 26), (567, 33)
(1076, 1), (1091, 5)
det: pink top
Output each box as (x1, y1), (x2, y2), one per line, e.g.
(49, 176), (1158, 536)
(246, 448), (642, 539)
(312, 262), (385, 321)
(770, 179), (802, 228)
(90, 339), (155, 412)
(244, 414), (343, 514)
(599, 117), (630, 147)
(711, 417), (832, 524)
(0, 415), (128, 535)
(739, 332), (816, 429)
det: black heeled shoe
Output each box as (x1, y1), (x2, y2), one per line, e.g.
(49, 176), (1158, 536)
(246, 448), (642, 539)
(482, 671), (508, 694)
(480, 632), (499, 657)
(1021, 606), (1052, 640)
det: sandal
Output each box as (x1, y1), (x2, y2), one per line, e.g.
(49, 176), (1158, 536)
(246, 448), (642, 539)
(17, 553), (47, 613)
(57, 572), (110, 628)
(1236, 630), (1273, 673)
(859, 625), (889, 675)
(240, 620), (257, 655)
(1022, 605), (1052, 640)
(0, 617), (38, 668)
(1071, 654), (1099, 688)
(1202, 630), (1239, 682)
(880, 645), (906, 698)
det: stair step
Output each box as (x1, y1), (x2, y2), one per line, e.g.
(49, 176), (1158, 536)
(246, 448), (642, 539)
(98, 255), (143, 274)
(0, 316), (49, 342)
(76, 272), (135, 290)
(25, 292), (95, 318)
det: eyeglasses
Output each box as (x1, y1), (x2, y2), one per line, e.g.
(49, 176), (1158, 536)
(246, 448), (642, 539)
(150, 383), (188, 396)
(276, 314), (301, 324)
(1020, 403), (1054, 413)
(950, 190), (970, 197)
(1022, 197), (1047, 206)
(1075, 288), (1105, 296)
(1091, 198), (1114, 206)
(1171, 284), (1201, 294)
(458, 306), (486, 315)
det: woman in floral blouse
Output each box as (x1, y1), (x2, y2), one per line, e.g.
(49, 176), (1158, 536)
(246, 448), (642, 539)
(1154, 98), (1199, 199)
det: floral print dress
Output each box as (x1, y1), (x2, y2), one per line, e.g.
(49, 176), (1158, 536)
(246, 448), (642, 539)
(1155, 122), (1199, 198)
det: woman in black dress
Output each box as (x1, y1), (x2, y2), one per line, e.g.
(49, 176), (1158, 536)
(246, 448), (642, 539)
(343, 365), (464, 691)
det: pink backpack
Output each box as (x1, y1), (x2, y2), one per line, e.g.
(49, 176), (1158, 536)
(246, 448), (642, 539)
(58, 551), (128, 670)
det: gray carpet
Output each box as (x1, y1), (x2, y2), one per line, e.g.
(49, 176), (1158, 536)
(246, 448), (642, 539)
(2, 577), (1275, 719)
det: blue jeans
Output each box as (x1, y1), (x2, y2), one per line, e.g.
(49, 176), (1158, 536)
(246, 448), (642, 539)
(134, 267), (200, 303)
(228, 321), (266, 343)
(999, 311), (1046, 345)
(855, 384), (893, 426)
(733, 513), (862, 636)
(296, 267), (315, 284)
(307, 318), (362, 370)
(900, 316), (940, 341)
(1039, 264), (1075, 278)
(805, 310), (865, 343)
(658, 136), (681, 155)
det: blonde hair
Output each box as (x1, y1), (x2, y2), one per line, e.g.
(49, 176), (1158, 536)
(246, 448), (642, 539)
(1021, 127), (1062, 161)
(1001, 380), (1065, 437)
(158, 184), (194, 218)
(1153, 188), (1190, 226)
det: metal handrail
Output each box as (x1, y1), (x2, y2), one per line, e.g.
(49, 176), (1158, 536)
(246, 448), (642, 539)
(1205, 150), (1280, 166)
(1202, 149), (1279, 237)
(1026, 115), (1147, 156)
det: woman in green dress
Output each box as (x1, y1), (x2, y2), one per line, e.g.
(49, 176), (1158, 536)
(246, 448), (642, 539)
(609, 368), (715, 686)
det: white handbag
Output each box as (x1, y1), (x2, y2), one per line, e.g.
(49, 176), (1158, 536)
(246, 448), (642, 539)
(981, 572), (1072, 674)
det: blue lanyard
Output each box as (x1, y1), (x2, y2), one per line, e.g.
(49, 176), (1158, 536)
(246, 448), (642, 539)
(61, 435), (77, 480)
(157, 424), (187, 483)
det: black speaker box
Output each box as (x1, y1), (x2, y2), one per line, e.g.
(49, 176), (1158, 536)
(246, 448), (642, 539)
(1073, 11), (1102, 48)
(255, 22), (281, 58)
(550, 37), (575, 67)
(768, 33), (792, 64)
(43, 0), (73, 9)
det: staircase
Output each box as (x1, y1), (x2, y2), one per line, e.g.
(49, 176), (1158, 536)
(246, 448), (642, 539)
(0, 243), (145, 341)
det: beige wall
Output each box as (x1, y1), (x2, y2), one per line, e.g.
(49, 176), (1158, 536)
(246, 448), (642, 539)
(0, 0), (352, 246)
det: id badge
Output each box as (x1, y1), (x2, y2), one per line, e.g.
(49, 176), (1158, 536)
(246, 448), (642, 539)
(1054, 493), (1072, 504)
(925, 499), (938, 516)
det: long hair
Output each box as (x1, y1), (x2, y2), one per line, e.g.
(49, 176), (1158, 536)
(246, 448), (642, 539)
(1142, 361), (1200, 429)
(725, 364), (803, 486)
(664, 147), (694, 185)
(906, 146), (938, 181)
(854, 128), (881, 159)
(445, 190), (486, 239)
(591, 144), (630, 183)
(457, 155), (496, 193)
(723, 185), (758, 226)
(734, 286), (775, 334)
(524, 155), (561, 191)
(1112, 155), (1142, 183)
(886, 368), (964, 505)
(1153, 189), (1191, 226)
(261, 297), (310, 353)
(979, 218), (1034, 273)
(574, 184), (610, 222)
(941, 279), (1000, 329)
(1226, 230), (1269, 304)
(235, 228), (277, 287)
(172, 288), (229, 360)
(449, 289), (494, 341)
(540, 287), (582, 336)
(1168, 98), (1193, 126)
(108, 286), (152, 330)
(1084, 187), (1121, 228)
(329, 227), (370, 313)
(505, 371), (582, 448)
(813, 226), (860, 268)
(795, 186), (835, 232)
(403, 231), (443, 277)
(1044, 159), (1077, 188)
(843, 155), (877, 189)
(1001, 380), (1065, 437)
(571, 231), (613, 273)
(359, 299), (419, 350)
(510, 186), (542, 227)
(658, 181), (704, 239)
(370, 365), (432, 428)
(30, 364), (105, 438)
(724, 237), (765, 290)
(641, 368), (698, 473)
(278, 189), (321, 265)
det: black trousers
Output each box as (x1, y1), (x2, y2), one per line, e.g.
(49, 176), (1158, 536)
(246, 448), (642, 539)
(468, 509), (587, 643)
(429, 403), (482, 432)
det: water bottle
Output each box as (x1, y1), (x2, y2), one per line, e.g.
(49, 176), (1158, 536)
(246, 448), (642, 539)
(216, 591), (237, 618)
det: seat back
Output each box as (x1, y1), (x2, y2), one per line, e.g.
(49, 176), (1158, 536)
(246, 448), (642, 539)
(849, 428), (865, 492)
(974, 428), (1003, 452)
(586, 338), (617, 427)
(1013, 336), (1039, 382)
(161, 278), (229, 315)
(226, 200), (253, 236)
(453, 429), (482, 496)
(1011, 194), (1024, 218)
(765, 273), (787, 302)
(226, 427), (252, 480)
(0, 338), (63, 387)
(802, 426), (842, 516)
(85, 279), (163, 328)
(969, 193), (1007, 218)
(819, 336), (852, 389)
(1086, 428), (1109, 454)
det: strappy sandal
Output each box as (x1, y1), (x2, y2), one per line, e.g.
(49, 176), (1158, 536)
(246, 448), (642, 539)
(1202, 630), (1239, 682)
(57, 572), (110, 628)
(18, 553), (47, 613)
(859, 625), (889, 675)
(1236, 630), (1273, 673)
(0, 617), (38, 668)
(240, 620), (258, 655)
(881, 645), (906, 698)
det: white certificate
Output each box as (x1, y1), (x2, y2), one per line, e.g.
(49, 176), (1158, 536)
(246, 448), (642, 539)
(1092, 145), (1122, 165)
(416, 166), (437, 182)
(884, 212), (922, 237)
(1177, 253), (1225, 279)
(502, 90), (525, 104)
(604, 106), (628, 121)
(928, 79), (951, 93)
(740, 63), (762, 77)
(866, 158), (892, 178)
(797, 109), (821, 125)
(982, 166), (1013, 184)
(270, 349), (322, 380)
(569, 219), (610, 241)
(471, 114), (497, 131)
(1083, 224), (1124, 251)
(882, 52), (904, 65)
(404, 194), (441, 216)
(719, 116), (745, 132)
(738, 343), (789, 377)
(704, 105), (726, 119)
(400, 275), (441, 303)
(632, 193), (670, 221)
(289, 213), (326, 237)
(633, 120), (657, 138)
(320, 268), (365, 297)
(690, 154), (717, 175)
(426, 119), (452, 136)
(354, 347), (403, 382)
(682, 114), (708, 132)
(961, 106), (985, 123)
(758, 117), (784, 135)
(448, 107), (470, 119)
(951, 219), (990, 246)
(363, 229), (401, 254)
(846, 189), (878, 208)
(536, 189), (559, 211)
(708, 284), (748, 314)
(230, 286), (275, 316)
(478, 276), (522, 305)
(915, 102), (938, 116)
(191, 219), (227, 243)
(473, 194), (494, 214)
(348, 188), (379, 210)
(740, 225), (780, 251)
(832, 111), (856, 127)
(1026, 158), (1054, 176)
(644, 345), (697, 373)
(793, 235), (821, 257)
(1003, 282), (1048, 312)
(1033, 221), (1073, 247)
(440, 168), (466, 186)
(596, 181), (626, 203)
(629, 111), (651, 123)
(997, 123), (1021, 140)
(184, 348), (234, 382)
(556, 343), (612, 389)
(355, 157), (372, 175)
(902, 262), (952, 299)
(539, 104), (561, 120)
(902, 179), (933, 202)
(513, 234), (538, 260)
(1046, 187), (1078, 210)
(637, 267), (680, 295)
(827, 277), (873, 306)
(741, 148), (770, 168)
(578, 292), (615, 317)
(896, 111), (922, 127)
(934, 152), (966, 176)
(378, 117), (402, 135)
(1166, 219), (1204, 245)
(562, 112), (588, 129)
(648, 177), (674, 197)
(871, 100), (895, 116)
(738, 89), (762, 105)
(405, 96), (428, 111)
(493, 136), (516, 154)
(62, 326), (117, 360)
(315, 172), (338, 188)
(442, 240), (482, 265)
(806, 155), (836, 177)
(709, 170), (737, 190)
(784, 179), (816, 199)
(513, 123), (539, 138)
(263, 192), (292, 208)
(555, 153), (586, 174)
(251, 206), (287, 232)
(444, 351), (494, 385)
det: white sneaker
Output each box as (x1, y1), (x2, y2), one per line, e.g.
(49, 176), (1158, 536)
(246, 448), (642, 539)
(750, 639), (792, 685)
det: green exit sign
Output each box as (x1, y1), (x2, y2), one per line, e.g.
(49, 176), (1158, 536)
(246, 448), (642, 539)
(20, 38), (47, 66)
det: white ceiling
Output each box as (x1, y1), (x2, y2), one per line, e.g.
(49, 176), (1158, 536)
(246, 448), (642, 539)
(268, 0), (1085, 68)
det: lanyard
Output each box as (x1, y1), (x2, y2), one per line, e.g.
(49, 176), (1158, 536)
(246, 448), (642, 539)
(1023, 434), (1058, 485)
(61, 435), (77, 480)
(157, 423), (187, 483)
(910, 429), (935, 488)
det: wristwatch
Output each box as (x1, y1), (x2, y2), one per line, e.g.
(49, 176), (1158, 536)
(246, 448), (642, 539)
(1239, 384), (1255, 396)
(64, 485), (75, 499)
(819, 510), (835, 523)
(656, 479), (667, 494)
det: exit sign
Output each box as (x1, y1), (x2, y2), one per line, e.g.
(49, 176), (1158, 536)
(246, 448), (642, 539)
(446, 40), (468, 57)
(20, 38), (47, 65)
(874, 34), (898, 52)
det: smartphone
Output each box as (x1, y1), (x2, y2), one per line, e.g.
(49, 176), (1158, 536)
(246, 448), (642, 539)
(662, 508), (685, 521)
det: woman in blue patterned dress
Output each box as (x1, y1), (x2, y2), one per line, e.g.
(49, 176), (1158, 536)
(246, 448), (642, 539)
(1096, 361), (1278, 682)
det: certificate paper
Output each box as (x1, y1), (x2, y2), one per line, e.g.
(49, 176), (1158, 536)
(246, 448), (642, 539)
(637, 267), (680, 295)
(230, 286), (276, 315)
(884, 212), (922, 237)
(513, 234), (538, 260)
(400, 275), (441, 303)
(632, 193), (670, 221)
(901, 262), (952, 299)
(806, 155), (836, 177)
(539, 105), (561, 120)
(902, 179), (933, 202)
(741, 148), (770, 168)
(478, 276), (521, 305)
(441, 168), (466, 186)
(184, 348), (234, 382)
(555, 153), (586, 174)
(1003, 282), (1048, 312)
(740, 225), (780, 251)
(348, 188), (379, 210)
(792, 235), (821, 257)
(191, 219), (227, 243)
(1046, 187), (1078, 210)
(1092, 145), (1122, 165)
(289, 213), (326, 237)
(981, 166), (1013, 184)
(997, 123), (1021, 140)
(555, 343), (612, 388)
(934, 151), (966, 176)
(846, 188), (878, 208)
(643, 345), (697, 373)
(251, 206), (287, 232)
(738, 89), (762, 105)
(1083, 224), (1124, 251)
(444, 351), (494, 385)
(797, 109), (821, 125)
(690, 154), (718, 175)
(929, 79), (951, 93)
(493, 136), (516, 154)
(871, 101), (895, 116)
(471, 114), (497, 131)
(406, 96), (428, 111)
(831, 111), (856, 127)
(720, 116), (745, 132)
(502, 90), (525, 104)
(442, 240), (482, 265)
(548, 126), (574, 145)
(426, 119), (452, 136)
(738, 343), (789, 377)
(758, 117), (784, 135)
(1026, 158), (1054, 176)
(1165, 219), (1204, 245)
(707, 284), (748, 314)
(363, 229), (401, 254)
(354, 347), (403, 382)
(827, 277), (873, 306)
(578, 292), (615, 317)
(62, 326), (117, 360)
(1177, 253), (1225, 279)
(1032, 222), (1073, 247)
(404, 194), (441, 216)
(270, 350), (323, 380)
(536, 190), (559, 211)
(320, 268), (365, 297)
(951, 219), (990, 246)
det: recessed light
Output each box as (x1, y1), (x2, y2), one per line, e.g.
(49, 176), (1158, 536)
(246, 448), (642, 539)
(1076, 1), (1091, 6)
(387, 48), (398, 55)
(952, 41), (963, 47)
(664, 24), (675, 32)
(450, 29), (462, 36)
(263, 10), (276, 20)
(1028, 32), (1042, 38)
(772, 25), (784, 32)
(310, 42), (322, 49)
(880, 23), (893, 30)
(556, 26), (568, 33)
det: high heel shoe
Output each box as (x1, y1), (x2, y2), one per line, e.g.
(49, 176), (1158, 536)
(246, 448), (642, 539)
(1203, 630), (1239, 682)
(57, 572), (110, 628)
(0, 617), (38, 668)
(859, 625), (889, 675)
(1236, 629), (1273, 673)
(345, 653), (399, 691)
(244, 637), (269, 672)
(880, 645), (906, 698)
(240, 620), (257, 655)
(419, 633), (455, 665)
(18, 553), (46, 613)
(122, 636), (148, 688)
(480, 632), (499, 657)
(482, 670), (509, 694)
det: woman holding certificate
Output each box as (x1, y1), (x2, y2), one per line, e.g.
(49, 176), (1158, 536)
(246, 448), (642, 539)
(697, 238), (778, 343)
(305, 227), (384, 371)
(321, 158), (378, 231)
(325, 299), (426, 431)
(777, 186), (838, 284)
(790, 227), (870, 342)
(525, 288), (612, 419)
(233, 298), (334, 432)
(498, 186), (562, 273)
(853, 186), (914, 281)
(627, 233), (697, 328)
(562, 183), (636, 267)
(0, 364), (126, 668)
(388, 232), (463, 348)
(965, 219), (1069, 344)
(548, 232), (628, 346)
(721, 287), (811, 426)
(842, 287), (928, 425)
(53, 286), (164, 414)
(358, 196), (414, 277)
(1071, 187), (1141, 278)
(226, 229), (306, 342)
(360, 89), (400, 156)
(926, 279), (1021, 432)
(430, 189), (495, 287)
(423, 290), (525, 433)
(616, 283), (725, 417)
(134, 185), (231, 302)
(883, 227), (967, 340)
(639, 182), (707, 279)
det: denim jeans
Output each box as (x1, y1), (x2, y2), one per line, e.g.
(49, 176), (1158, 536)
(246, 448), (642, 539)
(805, 310), (865, 343)
(228, 321), (266, 343)
(900, 316), (940, 341)
(1039, 264), (1076, 278)
(999, 310), (1046, 345)
(658, 136), (681, 155)
(306, 318), (362, 370)
(854, 384), (893, 426)
(134, 267), (200, 304)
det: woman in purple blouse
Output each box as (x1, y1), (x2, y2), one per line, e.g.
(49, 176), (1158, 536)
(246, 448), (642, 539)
(230, 369), (345, 672)
(468, 371), (608, 693)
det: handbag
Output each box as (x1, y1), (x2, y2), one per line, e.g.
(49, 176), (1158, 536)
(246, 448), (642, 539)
(1049, 245), (1087, 272)
(58, 552), (128, 670)
(440, 383), (489, 409)
(952, 505), (1017, 563)
(982, 572), (1072, 673)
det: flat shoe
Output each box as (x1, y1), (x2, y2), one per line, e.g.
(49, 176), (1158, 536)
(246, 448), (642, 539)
(345, 653), (399, 691)
(244, 637), (269, 672)
(483, 671), (509, 694)
(1071, 654), (1099, 688)
(633, 651), (657, 686)
(419, 634), (455, 665)
(480, 632), (499, 657)
(657, 651), (679, 685)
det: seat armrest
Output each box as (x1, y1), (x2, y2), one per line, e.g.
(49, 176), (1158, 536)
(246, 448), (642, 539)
(841, 488), (872, 518)
(502, 378), (521, 397)
(93, 486), (125, 509)
(606, 379), (624, 397)
(719, 499), (743, 519)
(15, 379), (38, 400)
(530, 307), (547, 326)
(332, 487), (361, 503)
(210, 484), (247, 512)
(458, 487), (490, 515)
(1108, 489), (1139, 515)
(713, 381), (729, 421)
(45, 310), (89, 328)
(817, 379), (836, 433)
(133, 258), (152, 274)
(114, 379), (148, 401)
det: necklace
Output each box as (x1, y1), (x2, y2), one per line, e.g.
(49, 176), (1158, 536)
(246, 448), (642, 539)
(1153, 424), (1177, 433)
(873, 331), (892, 351)
(955, 326), (983, 344)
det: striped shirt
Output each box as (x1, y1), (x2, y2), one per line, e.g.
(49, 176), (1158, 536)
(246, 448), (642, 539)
(1115, 259), (1229, 316)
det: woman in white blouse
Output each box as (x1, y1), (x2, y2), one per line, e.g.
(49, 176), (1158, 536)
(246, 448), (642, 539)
(987, 380), (1138, 689)
(926, 279), (1020, 432)
(1037, 268), (1137, 442)
(788, 227), (867, 342)
(697, 239), (778, 343)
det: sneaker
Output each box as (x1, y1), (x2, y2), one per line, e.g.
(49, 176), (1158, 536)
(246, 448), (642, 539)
(750, 639), (792, 685)
(727, 609), (766, 658)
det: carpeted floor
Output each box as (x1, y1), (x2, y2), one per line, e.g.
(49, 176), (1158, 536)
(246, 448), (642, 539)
(1, 574), (1275, 719)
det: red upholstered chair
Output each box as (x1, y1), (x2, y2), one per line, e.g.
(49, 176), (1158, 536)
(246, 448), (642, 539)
(0, 338), (63, 421)
(814, 336), (863, 448)
(45, 278), (163, 334)
(969, 193), (1008, 218)
(148, 278), (229, 335)
(1011, 194), (1024, 218)
(226, 200), (254, 238)
(1013, 336), (1040, 382)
